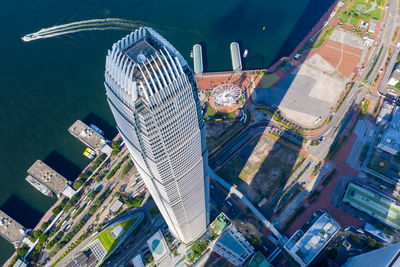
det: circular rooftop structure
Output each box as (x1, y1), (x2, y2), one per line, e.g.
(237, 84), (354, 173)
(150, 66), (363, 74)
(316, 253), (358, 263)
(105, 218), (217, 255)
(151, 239), (164, 255)
(212, 83), (242, 107)
(137, 53), (147, 64)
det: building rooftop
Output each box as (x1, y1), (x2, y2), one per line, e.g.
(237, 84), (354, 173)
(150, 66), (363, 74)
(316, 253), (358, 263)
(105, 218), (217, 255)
(68, 120), (107, 152)
(109, 199), (124, 214)
(343, 183), (400, 229)
(243, 251), (271, 267)
(376, 102), (394, 126)
(27, 160), (68, 196)
(369, 19), (377, 33)
(130, 254), (145, 267)
(214, 225), (254, 266)
(388, 68), (400, 86)
(146, 230), (169, 262)
(111, 225), (125, 239)
(230, 42), (242, 72)
(285, 211), (340, 267)
(12, 259), (27, 267)
(378, 106), (400, 155)
(0, 210), (26, 248)
(219, 230), (246, 256)
(124, 38), (157, 65)
(193, 44), (203, 75)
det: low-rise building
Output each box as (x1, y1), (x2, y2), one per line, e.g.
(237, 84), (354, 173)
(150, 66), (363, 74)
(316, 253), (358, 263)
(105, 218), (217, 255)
(130, 254), (145, 267)
(12, 259), (27, 267)
(376, 102), (394, 126)
(284, 211), (340, 267)
(368, 19), (377, 34)
(388, 66), (400, 87)
(146, 230), (169, 263)
(109, 199), (123, 214)
(213, 225), (255, 266)
(377, 106), (400, 155)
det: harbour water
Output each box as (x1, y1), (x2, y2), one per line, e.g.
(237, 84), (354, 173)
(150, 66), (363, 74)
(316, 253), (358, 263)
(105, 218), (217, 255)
(0, 0), (335, 262)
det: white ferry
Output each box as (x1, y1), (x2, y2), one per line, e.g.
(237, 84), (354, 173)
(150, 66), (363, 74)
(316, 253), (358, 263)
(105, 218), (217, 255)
(25, 175), (53, 197)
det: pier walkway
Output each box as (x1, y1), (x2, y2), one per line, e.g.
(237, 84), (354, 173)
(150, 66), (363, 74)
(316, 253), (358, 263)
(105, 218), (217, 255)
(27, 160), (69, 197)
(68, 120), (111, 154)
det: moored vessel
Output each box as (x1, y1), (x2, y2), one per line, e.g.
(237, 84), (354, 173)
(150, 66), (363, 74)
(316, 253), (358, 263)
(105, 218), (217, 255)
(25, 175), (53, 197)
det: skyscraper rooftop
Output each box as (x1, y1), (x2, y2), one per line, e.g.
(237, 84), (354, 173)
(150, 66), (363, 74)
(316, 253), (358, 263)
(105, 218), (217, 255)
(104, 27), (209, 243)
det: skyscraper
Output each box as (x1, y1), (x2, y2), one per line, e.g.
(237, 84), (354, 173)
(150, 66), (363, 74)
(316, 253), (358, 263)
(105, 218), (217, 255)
(104, 27), (210, 243)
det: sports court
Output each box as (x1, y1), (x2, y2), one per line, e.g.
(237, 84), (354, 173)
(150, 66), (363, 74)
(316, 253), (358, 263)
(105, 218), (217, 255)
(343, 183), (400, 229)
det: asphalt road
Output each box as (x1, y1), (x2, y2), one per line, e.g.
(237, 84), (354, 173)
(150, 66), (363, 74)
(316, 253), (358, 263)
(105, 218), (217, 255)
(364, 0), (399, 86)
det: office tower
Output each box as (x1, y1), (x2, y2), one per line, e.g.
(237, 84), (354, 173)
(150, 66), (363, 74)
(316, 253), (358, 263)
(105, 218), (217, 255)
(104, 27), (209, 243)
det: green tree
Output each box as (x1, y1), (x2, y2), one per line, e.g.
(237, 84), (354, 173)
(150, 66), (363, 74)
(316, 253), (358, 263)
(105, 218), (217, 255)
(250, 236), (262, 249)
(112, 141), (121, 149)
(38, 233), (48, 244)
(57, 231), (64, 240)
(52, 205), (62, 216)
(365, 237), (377, 249)
(33, 230), (42, 240)
(327, 246), (339, 259)
(191, 239), (208, 258)
(88, 205), (97, 215)
(39, 222), (49, 232)
(17, 244), (29, 258)
(349, 233), (361, 245)
(73, 179), (83, 190)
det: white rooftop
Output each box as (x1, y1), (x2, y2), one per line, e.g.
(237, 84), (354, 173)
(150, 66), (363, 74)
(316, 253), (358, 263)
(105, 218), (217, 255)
(285, 212), (340, 267)
(111, 225), (125, 239)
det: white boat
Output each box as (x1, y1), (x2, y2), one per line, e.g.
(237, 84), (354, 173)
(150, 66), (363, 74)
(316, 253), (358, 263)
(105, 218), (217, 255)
(190, 50), (193, 58)
(83, 150), (94, 159)
(21, 33), (38, 42)
(243, 49), (249, 58)
(25, 175), (53, 197)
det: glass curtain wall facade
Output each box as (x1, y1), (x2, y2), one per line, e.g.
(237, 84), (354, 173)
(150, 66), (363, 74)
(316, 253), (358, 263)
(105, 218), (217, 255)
(104, 27), (209, 243)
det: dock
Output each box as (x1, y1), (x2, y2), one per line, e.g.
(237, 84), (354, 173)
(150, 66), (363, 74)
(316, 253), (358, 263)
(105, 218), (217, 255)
(0, 210), (27, 248)
(27, 160), (69, 198)
(193, 44), (203, 75)
(230, 42), (242, 73)
(68, 120), (111, 154)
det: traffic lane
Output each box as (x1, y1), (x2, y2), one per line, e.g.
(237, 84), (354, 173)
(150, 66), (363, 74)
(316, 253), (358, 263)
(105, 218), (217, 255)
(210, 181), (243, 219)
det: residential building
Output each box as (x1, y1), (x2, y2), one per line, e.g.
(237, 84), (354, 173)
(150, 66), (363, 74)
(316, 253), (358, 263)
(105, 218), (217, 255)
(343, 242), (400, 267)
(213, 225), (254, 266)
(104, 27), (209, 244)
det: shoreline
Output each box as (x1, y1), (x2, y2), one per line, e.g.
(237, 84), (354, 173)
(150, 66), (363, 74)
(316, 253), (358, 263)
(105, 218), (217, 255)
(196, 0), (341, 87)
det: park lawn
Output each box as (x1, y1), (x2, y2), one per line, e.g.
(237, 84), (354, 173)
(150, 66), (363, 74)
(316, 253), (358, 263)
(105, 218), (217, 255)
(96, 216), (139, 252)
(340, 0), (384, 26)
(204, 104), (217, 119)
(259, 73), (279, 88)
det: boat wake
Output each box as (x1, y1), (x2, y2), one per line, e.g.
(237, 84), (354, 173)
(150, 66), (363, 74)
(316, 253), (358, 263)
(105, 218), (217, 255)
(22, 18), (146, 41)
